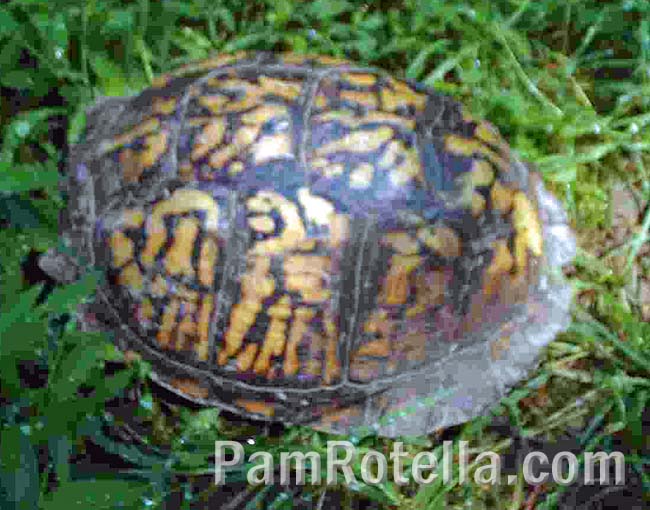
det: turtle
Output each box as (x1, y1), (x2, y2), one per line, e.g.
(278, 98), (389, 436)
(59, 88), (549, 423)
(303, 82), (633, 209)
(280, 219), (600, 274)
(40, 52), (576, 437)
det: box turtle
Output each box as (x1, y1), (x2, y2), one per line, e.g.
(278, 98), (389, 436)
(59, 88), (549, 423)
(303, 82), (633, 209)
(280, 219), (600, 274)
(41, 52), (575, 437)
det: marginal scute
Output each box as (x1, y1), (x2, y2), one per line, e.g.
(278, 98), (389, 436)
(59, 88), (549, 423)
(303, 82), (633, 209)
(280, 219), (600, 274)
(169, 378), (209, 400)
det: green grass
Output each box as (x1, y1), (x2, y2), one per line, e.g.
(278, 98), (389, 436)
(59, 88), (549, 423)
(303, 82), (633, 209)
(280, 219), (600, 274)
(1, 0), (649, 508)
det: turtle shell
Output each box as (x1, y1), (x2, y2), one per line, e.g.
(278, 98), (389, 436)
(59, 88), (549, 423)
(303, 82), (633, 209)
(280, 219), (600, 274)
(45, 52), (575, 437)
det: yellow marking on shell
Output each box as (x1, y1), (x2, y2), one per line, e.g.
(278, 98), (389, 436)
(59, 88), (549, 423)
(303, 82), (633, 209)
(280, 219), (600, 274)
(188, 116), (219, 127)
(198, 95), (229, 113)
(241, 104), (289, 125)
(298, 187), (334, 226)
(228, 161), (245, 176)
(378, 140), (401, 168)
(141, 189), (219, 267)
(340, 90), (378, 109)
(198, 237), (218, 287)
(209, 145), (237, 169)
(237, 344), (258, 372)
(212, 80), (266, 113)
(313, 93), (329, 108)
(169, 377), (209, 399)
(383, 254), (421, 305)
(153, 97), (177, 115)
(175, 301), (198, 352)
(191, 120), (225, 161)
(313, 110), (415, 130)
(284, 307), (315, 376)
(475, 121), (508, 150)
(176, 285), (199, 302)
(110, 231), (134, 267)
(258, 76), (301, 100)
(313, 110), (354, 124)
(151, 274), (167, 296)
(248, 215), (275, 233)
(234, 124), (261, 148)
(470, 160), (495, 187)
(157, 298), (180, 348)
(196, 295), (213, 360)
(514, 233), (529, 275)
(247, 194), (273, 213)
(384, 232), (419, 255)
(342, 73), (377, 87)
(171, 53), (244, 78)
(484, 240), (514, 297)
(314, 126), (394, 156)
(310, 158), (345, 177)
(349, 163), (374, 189)
(164, 217), (199, 277)
(284, 255), (331, 303)
(491, 336), (511, 361)
(253, 295), (291, 375)
(140, 131), (169, 169)
(106, 118), (160, 153)
(330, 214), (350, 248)
(219, 257), (274, 365)
(118, 262), (143, 291)
(323, 163), (344, 178)
(249, 192), (306, 254)
(179, 162), (193, 181)
(444, 135), (510, 174)
(381, 81), (427, 112)
(512, 192), (543, 257)
(491, 180), (514, 213)
(251, 134), (292, 165)
(236, 399), (275, 417)
(407, 269), (446, 317)
(419, 226), (462, 258)
(357, 337), (390, 357)
(425, 270), (446, 307)
(152, 74), (170, 88)
(324, 314), (341, 385)
(121, 209), (144, 229)
(120, 149), (142, 183)
(391, 147), (423, 186)
(472, 192), (486, 217)
(139, 297), (154, 321)
(366, 111), (416, 129)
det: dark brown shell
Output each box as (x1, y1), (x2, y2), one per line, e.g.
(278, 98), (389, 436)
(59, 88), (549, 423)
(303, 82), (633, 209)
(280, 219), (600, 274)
(45, 52), (575, 436)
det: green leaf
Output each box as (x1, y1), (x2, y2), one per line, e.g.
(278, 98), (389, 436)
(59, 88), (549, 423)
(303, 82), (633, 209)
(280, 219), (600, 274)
(41, 480), (152, 510)
(0, 285), (42, 338)
(49, 342), (105, 402)
(406, 41), (449, 80)
(42, 12), (69, 54)
(0, 8), (19, 40)
(0, 166), (60, 193)
(1, 108), (66, 161)
(0, 426), (40, 510)
(66, 107), (87, 146)
(39, 272), (100, 315)
(90, 55), (128, 96)
(48, 435), (72, 484)
(0, 70), (35, 89)
(101, 8), (135, 35)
